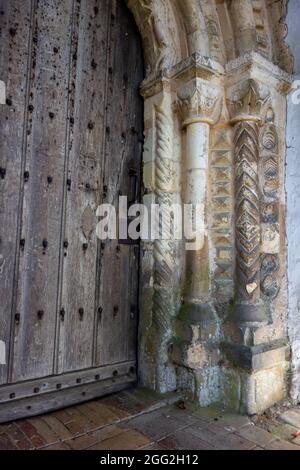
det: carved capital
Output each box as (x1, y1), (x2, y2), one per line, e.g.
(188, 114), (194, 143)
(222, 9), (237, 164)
(176, 79), (222, 126)
(227, 79), (269, 124)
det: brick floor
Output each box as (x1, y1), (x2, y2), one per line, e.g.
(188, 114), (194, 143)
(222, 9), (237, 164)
(0, 388), (300, 450)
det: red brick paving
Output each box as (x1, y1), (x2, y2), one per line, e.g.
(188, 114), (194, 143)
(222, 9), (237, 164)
(0, 388), (299, 450)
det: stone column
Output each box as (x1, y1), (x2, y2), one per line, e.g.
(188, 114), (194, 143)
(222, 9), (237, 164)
(170, 77), (223, 395)
(227, 79), (268, 324)
(152, 101), (177, 391)
(223, 56), (292, 414)
(184, 119), (210, 304)
(139, 78), (180, 393)
(177, 79), (221, 311)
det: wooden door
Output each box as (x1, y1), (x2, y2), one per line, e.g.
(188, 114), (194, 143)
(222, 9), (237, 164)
(0, 0), (143, 423)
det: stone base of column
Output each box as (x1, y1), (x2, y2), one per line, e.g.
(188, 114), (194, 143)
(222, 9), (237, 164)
(169, 299), (289, 413)
(171, 302), (218, 358)
(174, 359), (288, 414)
(220, 341), (289, 414)
(169, 301), (223, 406)
(233, 302), (268, 323)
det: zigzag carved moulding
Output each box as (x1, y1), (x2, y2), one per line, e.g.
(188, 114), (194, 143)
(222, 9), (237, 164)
(234, 121), (261, 301)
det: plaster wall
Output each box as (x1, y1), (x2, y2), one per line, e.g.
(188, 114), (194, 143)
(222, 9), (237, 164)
(286, 0), (300, 402)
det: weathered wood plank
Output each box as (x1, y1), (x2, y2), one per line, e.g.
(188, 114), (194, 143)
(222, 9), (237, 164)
(0, 377), (135, 424)
(0, 360), (135, 403)
(58, 0), (110, 373)
(0, 0), (33, 384)
(128, 246), (140, 361)
(96, 0), (143, 366)
(12, 0), (73, 382)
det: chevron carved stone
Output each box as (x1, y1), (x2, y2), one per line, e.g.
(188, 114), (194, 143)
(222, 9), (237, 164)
(228, 80), (270, 307)
(234, 121), (260, 300)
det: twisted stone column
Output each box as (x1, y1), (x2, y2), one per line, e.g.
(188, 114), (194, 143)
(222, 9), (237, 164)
(152, 104), (176, 391)
(153, 105), (175, 331)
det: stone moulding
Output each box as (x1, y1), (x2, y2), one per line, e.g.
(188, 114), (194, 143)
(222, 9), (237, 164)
(127, 0), (293, 414)
(233, 120), (261, 302)
(209, 123), (234, 306)
(152, 104), (177, 391)
(126, 1), (293, 80)
(226, 80), (270, 322)
(260, 106), (281, 301)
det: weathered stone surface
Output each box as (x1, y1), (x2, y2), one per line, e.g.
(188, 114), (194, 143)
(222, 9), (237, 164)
(222, 343), (288, 371)
(160, 429), (214, 450)
(186, 424), (255, 450)
(279, 409), (300, 429)
(286, 0), (300, 405)
(265, 439), (300, 451)
(261, 224), (280, 254)
(122, 409), (187, 441)
(236, 425), (276, 447)
(241, 364), (288, 415)
(88, 429), (150, 450)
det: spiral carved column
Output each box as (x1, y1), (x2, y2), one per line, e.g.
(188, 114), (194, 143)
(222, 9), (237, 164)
(152, 104), (176, 390)
(153, 105), (174, 328)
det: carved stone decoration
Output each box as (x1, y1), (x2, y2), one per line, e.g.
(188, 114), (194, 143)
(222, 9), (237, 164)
(210, 127), (234, 303)
(250, 0), (272, 60)
(262, 109), (278, 150)
(227, 80), (270, 320)
(261, 108), (279, 199)
(228, 79), (267, 123)
(261, 202), (279, 224)
(152, 104), (176, 388)
(126, 0), (293, 78)
(264, 158), (279, 198)
(234, 121), (261, 301)
(175, 0), (209, 56)
(200, 0), (226, 64)
(261, 253), (279, 276)
(259, 108), (280, 300)
(266, 0), (293, 73)
(261, 274), (280, 299)
(262, 131), (277, 150)
(176, 79), (222, 125)
(260, 251), (280, 300)
(126, 0), (180, 78)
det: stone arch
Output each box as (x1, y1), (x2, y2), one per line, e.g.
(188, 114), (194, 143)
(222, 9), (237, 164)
(126, 0), (293, 77)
